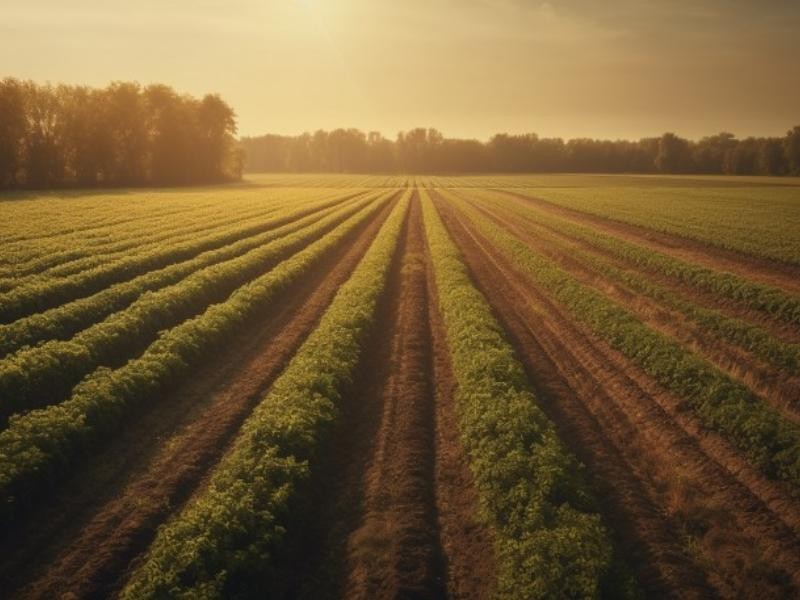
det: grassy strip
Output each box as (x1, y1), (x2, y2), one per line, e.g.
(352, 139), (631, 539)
(0, 192), (394, 523)
(0, 194), (381, 420)
(0, 190), (366, 322)
(0, 194), (366, 358)
(493, 189), (800, 327)
(120, 191), (411, 598)
(467, 190), (800, 376)
(421, 189), (615, 599)
(450, 194), (800, 492)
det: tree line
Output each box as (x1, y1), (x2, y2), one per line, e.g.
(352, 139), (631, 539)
(0, 79), (242, 189)
(241, 126), (800, 175)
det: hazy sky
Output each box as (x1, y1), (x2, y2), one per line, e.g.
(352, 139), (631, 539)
(1, 0), (798, 140)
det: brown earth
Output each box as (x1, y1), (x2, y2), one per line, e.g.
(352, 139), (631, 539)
(458, 194), (800, 422)
(426, 241), (497, 600)
(342, 195), (446, 599)
(2, 189), (372, 326)
(433, 190), (800, 599)
(498, 189), (800, 296)
(288, 195), (495, 600)
(4, 183), (798, 600)
(488, 189), (800, 345)
(0, 194), (396, 599)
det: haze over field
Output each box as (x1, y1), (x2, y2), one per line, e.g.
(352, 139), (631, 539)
(4, 3), (800, 598)
(2, 0), (799, 139)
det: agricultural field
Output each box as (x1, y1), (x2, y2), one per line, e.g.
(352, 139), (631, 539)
(1, 173), (799, 599)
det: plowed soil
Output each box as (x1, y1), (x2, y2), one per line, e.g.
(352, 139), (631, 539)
(0, 195), (396, 599)
(491, 190), (800, 345)
(4, 182), (798, 600)
(499, 189), (800, 295)
(433, 190), (800, 599)
(287, 196), (495, 600)
(458, 193), (800, 421)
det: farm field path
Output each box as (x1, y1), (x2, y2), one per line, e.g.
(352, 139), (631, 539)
(433, 190), (800, 599)
(289, 195), (495, 600)
(500, 189), (800, 296)
(0, 195), (397, 599)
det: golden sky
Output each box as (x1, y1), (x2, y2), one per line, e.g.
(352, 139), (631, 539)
(2, 0), (798, 140)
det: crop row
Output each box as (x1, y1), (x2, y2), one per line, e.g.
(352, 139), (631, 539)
(463, 191), (800, 376)
(511, 186), (800, 266)
(0, 189), (358, 294)
(0, 195), (298, 285)
(0, 187), (336, 277)
(421, 190), (614, 599)
(0, 191), (368, 323)
(0, 187), (347, 278)
(0, 195), (214, 245)
(468, 189), (800, 327)
(0, 191), (395, 523)
(448, 194), (800, 492)
(0, 193), (383, 421)
(0, 197), (369, 358)
(118, 191), (411, 598)
(0, 194), (233, 268)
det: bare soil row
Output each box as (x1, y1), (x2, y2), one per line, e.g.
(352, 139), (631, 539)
(285, 196), (494, 600)
(0, 196), (395, 599)
(434, 191), (800, 598)
(460, 194), (800, 421)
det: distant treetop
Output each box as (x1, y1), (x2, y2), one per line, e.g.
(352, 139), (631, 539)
(0, 79), (242, 189)
(240, 126), (800, 175)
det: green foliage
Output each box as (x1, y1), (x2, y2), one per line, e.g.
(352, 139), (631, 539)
(0, 194), (392, 523)
(469, 189), (800, 375)
(0, 78), (239, 189)
(0, 193), (356, 356)
(452, 195), (800, 492)
(0, 192), (367, 323)
(120, 191), (411, 598)
(0, 195), (378, 420)
(512, 185), (800, 266)
(421, 190), (615, 599)
(241, 124), (800, 177)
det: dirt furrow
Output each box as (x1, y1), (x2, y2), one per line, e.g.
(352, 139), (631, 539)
(491, 190), (800, 344)
(463, 197), (800, 421)
(434, 196), (714, 599)
(426, 244), (496, 600)
(289, 195), (494, 600)
(0, 195), (398, 600)
(498, 189), (800, 295)
(343, 196), (445, 599)
(435, 193), (800, 599)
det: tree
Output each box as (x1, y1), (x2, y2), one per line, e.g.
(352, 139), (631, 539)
(757, 138), (786, 175)
(655, 132), (693, 173)
(59, 85), (114, 185)
(106, 82), (148, 184)
(785, 126), (800, 175)
(237, 124), (800, 177)
(0, 80), (240, 189)
(145, 84), (197, 184)
(24, 82), (66, 187)
(197, 94), (237, 179)
(0, 78), (27, 187)
(366, 131), (395, 172)
(693, 132), (736, 173)
(724, 137), (759, 174)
